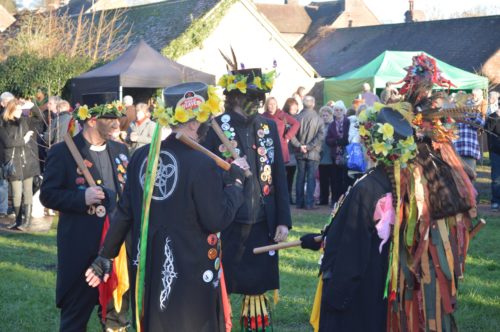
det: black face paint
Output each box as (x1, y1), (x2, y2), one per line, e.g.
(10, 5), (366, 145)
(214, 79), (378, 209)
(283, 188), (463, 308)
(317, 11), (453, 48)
(196, 122), (210, 142)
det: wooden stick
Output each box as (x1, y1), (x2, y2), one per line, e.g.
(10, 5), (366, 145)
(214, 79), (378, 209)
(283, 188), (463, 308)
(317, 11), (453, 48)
(64, 133), (97, 187)
(210, 119), (252, 177)
(253, 235), (322, 254)
(469, 218), (486, 240)
(175, 132), (231, 171)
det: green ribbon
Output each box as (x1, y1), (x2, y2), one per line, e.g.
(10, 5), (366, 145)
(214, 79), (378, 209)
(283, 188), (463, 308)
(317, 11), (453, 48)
(135, 124), (162, 331)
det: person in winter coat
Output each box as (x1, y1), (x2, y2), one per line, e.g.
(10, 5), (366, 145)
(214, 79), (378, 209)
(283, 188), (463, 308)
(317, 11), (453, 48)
(0, 99), (41, 230)
(325, 100), (350, 206)
(283, 98), (301, 204)
(318, 106), (334, 205)
(126, 103), (157, 155)
(43, 100), (73, 146)
(262, 97), (300, 164)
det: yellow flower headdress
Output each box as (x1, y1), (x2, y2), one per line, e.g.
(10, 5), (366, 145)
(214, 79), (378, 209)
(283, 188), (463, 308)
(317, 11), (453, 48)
(218, 69), (276, 94)
(358, 106), (417, 167)
(153, 84), (221, 127)
(74, 100), (125, 121)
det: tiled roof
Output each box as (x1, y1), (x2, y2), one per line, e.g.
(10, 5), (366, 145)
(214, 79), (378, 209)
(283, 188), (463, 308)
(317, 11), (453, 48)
(255, 3), (311, 34)
(302, 15), (500, 77)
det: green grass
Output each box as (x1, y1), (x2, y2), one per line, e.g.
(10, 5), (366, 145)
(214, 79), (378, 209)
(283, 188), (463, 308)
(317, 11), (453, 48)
(1, 209), (499, 331)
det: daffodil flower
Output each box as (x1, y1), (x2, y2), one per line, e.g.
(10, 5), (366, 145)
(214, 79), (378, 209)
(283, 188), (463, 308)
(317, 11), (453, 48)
(253, 77), (263, 90)
(174, 107), (190, 123)
(358, 110), (368, 123)
(236, 78), (247, 94)
(77, 106), (90, 120)
(378, 123), (394, 140)
(359, 125), (370, 137)
(196, 107), (211, 123)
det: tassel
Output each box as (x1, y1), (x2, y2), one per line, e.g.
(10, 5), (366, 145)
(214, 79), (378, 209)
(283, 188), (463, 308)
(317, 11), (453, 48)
(273, 289), (279, 305)
(241, 295), (271, 332)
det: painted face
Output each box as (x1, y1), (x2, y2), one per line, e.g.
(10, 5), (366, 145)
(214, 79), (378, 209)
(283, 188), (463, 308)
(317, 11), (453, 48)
(96, 118), (120, 141)
(266, 99), (278, 115)
(242, 98), (262, 118)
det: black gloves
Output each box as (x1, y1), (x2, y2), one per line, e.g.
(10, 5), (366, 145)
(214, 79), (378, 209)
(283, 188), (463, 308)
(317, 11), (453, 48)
(223, 163), (246, 187)
(89, 255), (112, 281)
(300, 233), (322, 251)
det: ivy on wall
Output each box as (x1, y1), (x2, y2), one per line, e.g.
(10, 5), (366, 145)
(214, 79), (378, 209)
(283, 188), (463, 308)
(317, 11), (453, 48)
(162, 0), (236, 60)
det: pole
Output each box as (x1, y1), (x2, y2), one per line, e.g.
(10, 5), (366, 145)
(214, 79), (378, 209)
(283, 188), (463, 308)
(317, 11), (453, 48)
(175, 132), (231, 171)
(253, 235), (322, 254)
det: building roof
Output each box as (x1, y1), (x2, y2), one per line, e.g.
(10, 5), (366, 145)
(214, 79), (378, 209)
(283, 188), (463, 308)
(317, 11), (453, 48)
(255, 3), (311, 34)
(302, 15), (500, 77)
(0, 4), (15, 32)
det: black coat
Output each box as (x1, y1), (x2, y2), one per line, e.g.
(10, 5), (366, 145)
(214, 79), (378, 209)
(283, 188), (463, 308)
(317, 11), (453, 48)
(203, 112), (292, 294)
(100, 135), (244, 331)
(486, 112), (500, 155)
(0, 116), (41, 181)
(40, 132), (129, 307)
(319, 166), (391, 332)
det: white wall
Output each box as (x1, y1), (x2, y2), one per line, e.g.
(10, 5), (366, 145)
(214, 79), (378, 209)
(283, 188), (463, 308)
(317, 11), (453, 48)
(177, 0), (317, 108)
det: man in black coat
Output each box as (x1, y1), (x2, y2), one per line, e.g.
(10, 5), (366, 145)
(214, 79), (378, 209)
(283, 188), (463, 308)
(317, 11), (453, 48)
(85, 82), (248, 331)
(203, 68), (292, 331)
(40, 101), (130, 331)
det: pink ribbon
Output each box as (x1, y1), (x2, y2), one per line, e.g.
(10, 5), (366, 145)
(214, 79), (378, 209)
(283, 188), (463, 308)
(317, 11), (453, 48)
(373, 193), (395, 253)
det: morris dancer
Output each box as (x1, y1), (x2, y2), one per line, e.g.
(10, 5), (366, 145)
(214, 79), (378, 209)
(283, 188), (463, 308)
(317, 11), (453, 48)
(203, 65), (292, 331)
(40, 101), (130, 331)
(85, 82), (248, 331)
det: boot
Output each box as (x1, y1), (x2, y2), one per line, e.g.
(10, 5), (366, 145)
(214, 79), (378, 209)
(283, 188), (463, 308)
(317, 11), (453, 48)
(18, 204), (32, 231)
(7, 206), (22, 230)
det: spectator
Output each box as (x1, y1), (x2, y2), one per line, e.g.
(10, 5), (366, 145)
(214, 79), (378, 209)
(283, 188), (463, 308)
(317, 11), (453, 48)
(487, 91), (499, 115)
(453, 89), (486, 174)
(43, 100), (73, 145)
(380, 82), (401, 104)
(318, 106), (334, 206)
(0, 100), (41, 230)
(485, 102), (500, 210)
(0, 92), (15, 218)
(290, 95), (324, 209)
(126, 103), (156, 155)
(325, 100), (350, 206)
(283, 98), (300, 204)
(360, 82), (380, 106)
(262, 97), (300, 164)
(118, 95), (136, 143)
(293, 86), (306, 112)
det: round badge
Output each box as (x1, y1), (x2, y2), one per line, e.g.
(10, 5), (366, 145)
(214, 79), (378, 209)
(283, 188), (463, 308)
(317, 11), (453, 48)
(224, 131), (232, 139)
(266, 138), (273, 146)
(257, 147), (266, 156)
(264, 128), (270, 135)
(75, 177), (85, 185)
(208, 248), (218, 260)
(221, 114), (230, 123)
(207, 234), (218, 246)
(230, 128), (234, 132)
(263, 184), (270, 196)
(260, 157), (266, 163)
(214, 258), (220, 270)
(96, 179), (102, 185)
(219, 144), (227, 153)
(96, 205), (106, 218)
(119, 154), (127, 161)
(269, 250), (276, 256)
(260, 173), (268, 182)
(221, 123), (230, 131)
(87, 205), (96, 215)
(203, 270), (214, 283)
(263, 165), (271, 174)
(257, 129), (265, 138)
(234, 148), (241, 156)
(117, 165), (125, 173)
(76, 167), (83, 175)
(115, 157), (121, 164)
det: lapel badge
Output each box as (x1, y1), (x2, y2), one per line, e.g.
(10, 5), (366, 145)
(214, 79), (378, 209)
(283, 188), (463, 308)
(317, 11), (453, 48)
(83, 159), (93, 168)
(96, 205), (106, 218)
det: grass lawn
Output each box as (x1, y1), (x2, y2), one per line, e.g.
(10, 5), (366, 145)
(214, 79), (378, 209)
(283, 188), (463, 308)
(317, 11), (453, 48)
(1, 206), (499, 331)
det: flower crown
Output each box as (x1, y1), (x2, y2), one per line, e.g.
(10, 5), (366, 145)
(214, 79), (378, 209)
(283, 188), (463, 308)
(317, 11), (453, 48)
(358, 106), (417, 168)
(74, 100), (125, 121)
(153, 85), (221, 127)
(217, 70), (276, 94)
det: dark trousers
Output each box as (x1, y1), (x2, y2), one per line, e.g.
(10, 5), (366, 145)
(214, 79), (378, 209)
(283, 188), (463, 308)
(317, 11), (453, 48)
(319, 164), (334, 205)
(331, 164), (349, 205)
(296, 159), (319, 208)
(59, 276), (129, 331)
(286, 165), (296, 201)
(59, 277), (99, 332)
(491, 152), (500, 204)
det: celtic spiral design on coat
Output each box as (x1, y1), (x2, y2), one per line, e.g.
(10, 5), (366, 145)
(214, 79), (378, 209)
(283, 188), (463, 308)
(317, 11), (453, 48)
(159, 237), (177, 311)
(139, 151), (178, 201)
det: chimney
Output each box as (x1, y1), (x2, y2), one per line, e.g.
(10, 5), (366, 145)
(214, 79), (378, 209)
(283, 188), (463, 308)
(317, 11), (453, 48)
(405, 0), (414, 23)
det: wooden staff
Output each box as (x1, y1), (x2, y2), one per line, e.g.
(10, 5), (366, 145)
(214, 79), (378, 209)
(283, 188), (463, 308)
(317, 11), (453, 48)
(175, 132), (231, 171)
(210, 119), (252, 177)
(64, 133), (97, 186)
(253, 235), (323, 254)
(469, 218), (486, 240)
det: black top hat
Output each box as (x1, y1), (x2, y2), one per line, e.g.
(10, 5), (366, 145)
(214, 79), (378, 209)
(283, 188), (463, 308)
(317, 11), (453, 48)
(376, 107), (413, 140)
(163, 82), (208, 108)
